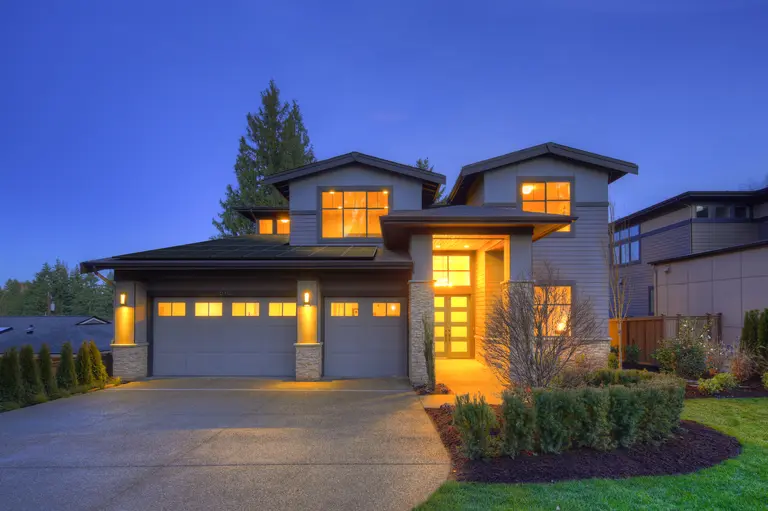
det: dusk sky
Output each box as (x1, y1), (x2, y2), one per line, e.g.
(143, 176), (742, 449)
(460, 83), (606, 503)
(1, 1), (767, 282)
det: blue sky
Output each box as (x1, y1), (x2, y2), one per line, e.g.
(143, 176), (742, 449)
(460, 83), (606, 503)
(1, 0), (767, 282)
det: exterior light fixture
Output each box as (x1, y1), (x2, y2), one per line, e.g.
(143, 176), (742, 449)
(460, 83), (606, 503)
(383, 190), (388, 195)
(522, 184), (535, 195)
(329, 190), (335, 194)
(119, 292), (127, 306)
(280, 218), (289, 224)
(435, 244), (441, 249)
(303, 291), (311, 306)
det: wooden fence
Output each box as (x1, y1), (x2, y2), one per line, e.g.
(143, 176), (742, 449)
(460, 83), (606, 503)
(609, 314), (722, 364)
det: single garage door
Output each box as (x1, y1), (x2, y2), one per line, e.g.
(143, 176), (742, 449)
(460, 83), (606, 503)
(324, 297), (407, 378)
(153, 297), (296, 377)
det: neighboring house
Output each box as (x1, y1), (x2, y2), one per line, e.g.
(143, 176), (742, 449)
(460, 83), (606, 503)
(81, 143), (638, 383)
(613, 186), (768, 318)
(0, 316), (113, 353)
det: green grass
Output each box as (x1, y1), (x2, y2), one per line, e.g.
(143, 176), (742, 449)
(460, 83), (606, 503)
(417, 398), (768, 511)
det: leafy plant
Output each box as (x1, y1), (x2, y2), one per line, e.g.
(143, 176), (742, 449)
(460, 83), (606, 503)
(75, 342), (93, 387)
(56, 342), (78, 390)
(88, 341), (108, 385)
(500, 390), (535, 457)
(38, 344), (58, 396)
(0, 348), (24, 403)
(625, 344), (641, 365)
(653, 320), (710, 379)
(607, 352), (619, 369)
(697, 372), (738, 395)
(422, 315), (435, 392)
(453, 394), (498, 460)
(730, 350), (756, 383)
(19, 344), (43, 403)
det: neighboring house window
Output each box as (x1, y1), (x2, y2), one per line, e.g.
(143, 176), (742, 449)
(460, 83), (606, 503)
(433, 255), (470, 287)
(259, 218), (290, 234)
(321, 190), (389, 238)
(330, 302), (359, 317)
(373, 302), (401, 317)
(694, 205), (709, 218)
(259, 219), (274, 234)
(714, 206), (729, 219)
(648, 286), (655, 316)
(613, 225), (640, 265)
(520, 181), (571, 232)
(158, 302), (186, 317)
(232, 302), (259, 317)
(268, 302), (297, 317)
(534, 285), (571, 335)
(195, 302), (223, 317)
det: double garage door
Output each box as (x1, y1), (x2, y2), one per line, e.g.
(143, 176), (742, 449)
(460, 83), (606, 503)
(153, 297), (296, 377)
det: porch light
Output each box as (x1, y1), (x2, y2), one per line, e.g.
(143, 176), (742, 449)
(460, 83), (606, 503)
(303, 291), (311, 306)
(329, 190), (335, 194)
(280, 218), (289, 224)
(383, 190), (388, 195)
(522, 184), (535, 195)
(119, 292), (127, 306)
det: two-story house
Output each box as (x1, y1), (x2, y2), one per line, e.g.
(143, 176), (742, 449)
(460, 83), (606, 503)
(613, 187), (768, 318)
(82, 143), (638, 383)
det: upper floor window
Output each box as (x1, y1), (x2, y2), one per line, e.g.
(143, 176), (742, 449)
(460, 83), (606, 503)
(613, 225), (640, 264)
(433, 255), (470, 287)
(695, 204), (750, 220)
(258, 218), (290, 235)
(520, 182), (571, 232)
(694, 206), (709, 219)
(321, 190), (388, 238)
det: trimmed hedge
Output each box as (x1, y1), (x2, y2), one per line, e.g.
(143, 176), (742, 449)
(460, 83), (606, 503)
(585, 368), (656, 387)
(75, 342), (94, 387)
(39, 344), (58, 397)
(453, 393), (498, 460)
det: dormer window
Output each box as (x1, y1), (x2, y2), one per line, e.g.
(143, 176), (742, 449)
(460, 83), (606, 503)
(321, 189), (389, 238)
(520, 181), (571, 232)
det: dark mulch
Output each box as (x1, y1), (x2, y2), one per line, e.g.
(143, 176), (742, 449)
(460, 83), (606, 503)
(414, 382), (452, 395)
(426, 407), (741, 484)
(685, 380), (768, 399)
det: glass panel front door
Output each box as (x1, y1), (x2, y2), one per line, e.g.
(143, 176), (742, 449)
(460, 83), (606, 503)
(434, 295), (471, 358)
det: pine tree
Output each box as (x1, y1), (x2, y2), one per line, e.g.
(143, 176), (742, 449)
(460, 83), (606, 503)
(76, 342), (94, 387)
(19, 345), (43, 402)
(0, 348), (24, 403)
(758, 309), (768, 351)
(213, 80), (315, 237)
(39, 344), (58, 397)
(56, 342), (78, 390)
(88, 341), (108, 385)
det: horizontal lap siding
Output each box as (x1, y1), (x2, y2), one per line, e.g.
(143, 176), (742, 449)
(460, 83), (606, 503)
(692, 222), (760, 253)
(290, 213), (318, 246)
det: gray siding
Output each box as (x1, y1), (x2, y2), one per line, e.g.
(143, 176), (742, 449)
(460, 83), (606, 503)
(620, 263), (654, 317)
(289, 213), (317, 246)
(639, 207), (690, 233)
(466, 176), (485, 206)
(692, 222), (760, 253)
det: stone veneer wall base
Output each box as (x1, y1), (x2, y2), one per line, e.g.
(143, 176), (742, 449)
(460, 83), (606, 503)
(295, 343), (323, 381)
(111, 343), (148, 381)
(408, 281), (434, 386)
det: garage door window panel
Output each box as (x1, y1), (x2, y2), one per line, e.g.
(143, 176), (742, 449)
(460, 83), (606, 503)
(195, 302), (222, 317)
(372, 302), (400, 317)
(331, 302), (359, 317)
(232, 302), (260, 317)
(269, 302), (297, 317)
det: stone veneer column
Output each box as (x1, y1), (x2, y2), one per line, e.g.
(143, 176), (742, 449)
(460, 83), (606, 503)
(111, 281), (149, 381)
(408, 280), (434, 386)
(295, 343), (323, 380)
(295, 280), (322, 381)
(111, 344), (149, 381)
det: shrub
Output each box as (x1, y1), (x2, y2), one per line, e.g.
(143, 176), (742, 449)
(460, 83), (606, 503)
(38, 344), (58, 397)
(453, 394), (498, 460)
(0, 401), (21, 412)
(88, 341), (108, 386)
(625, 345), (641, 365)
(653, 332), (708, 379)
(56, 342), (78, 390)
(500, 390), (534, 457)
(763, 372), (768, 390)
(19, 345), (43, 403)
(741, 310), (759, 353)
(0, 348), (24, 403)
(607, 352), (619, 370)
(757, 309), (768, 351)
(575, 387), (612, 450)
(608, 385), (642, 448)
(585, 368), (655, 387)
(75, 342), (94, 387)
(730, 351), (756, 383)
(534, 389), (579, 454)
(697, 372), (738, 395)
(635, 379), (684, 443)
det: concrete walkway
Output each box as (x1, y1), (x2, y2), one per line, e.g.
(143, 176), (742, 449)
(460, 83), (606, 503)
(0, 378), (449, 511)
(421, 359), (506, 408)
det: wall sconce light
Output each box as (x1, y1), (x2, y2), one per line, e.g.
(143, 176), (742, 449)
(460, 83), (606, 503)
(280, 218), (289, 224)
(119, 292), (127, 306)
(303, 291), (311, 307)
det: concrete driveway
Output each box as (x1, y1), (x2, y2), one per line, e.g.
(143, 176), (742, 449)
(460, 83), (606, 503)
(0, 378), (449, 511)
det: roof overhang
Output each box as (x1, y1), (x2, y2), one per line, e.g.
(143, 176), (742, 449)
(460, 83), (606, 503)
(449, 142), (639, 204)
(80, 257), (412, 272)
(233, 207), (290, 222)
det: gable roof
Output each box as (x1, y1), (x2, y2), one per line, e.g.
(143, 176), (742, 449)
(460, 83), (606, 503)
(261, 152), (446, 206)
(0, 316), (114, 354)
(449, 142), (639, 204)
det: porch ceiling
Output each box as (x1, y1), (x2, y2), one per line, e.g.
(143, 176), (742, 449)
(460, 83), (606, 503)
(433, 235), (505, 251)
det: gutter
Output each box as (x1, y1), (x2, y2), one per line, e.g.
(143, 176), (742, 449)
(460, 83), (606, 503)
(81, 259), (413, 272)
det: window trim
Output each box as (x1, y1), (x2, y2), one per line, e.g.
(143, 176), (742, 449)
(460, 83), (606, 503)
(316, 186), (393, 244)
(516, 176), (575, 237)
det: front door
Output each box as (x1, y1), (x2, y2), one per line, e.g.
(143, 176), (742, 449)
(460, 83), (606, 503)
(434, 295), (471, 359)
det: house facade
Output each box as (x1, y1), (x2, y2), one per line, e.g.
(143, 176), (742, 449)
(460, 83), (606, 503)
(613, 187), (768, 318)
(82, 143), (638, 383)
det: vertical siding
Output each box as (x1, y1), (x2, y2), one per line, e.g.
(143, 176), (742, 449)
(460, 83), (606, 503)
(691, 222), (759, 253)
(533, 206), (609, 337)
(289, 213), (317, 246)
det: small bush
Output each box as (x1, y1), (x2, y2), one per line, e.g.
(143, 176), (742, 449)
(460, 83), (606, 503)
(653, 338), (707, 379)
(585, 369), (655, 387)
(75, 342), (94, 387)
(730, 351), (756, 383)
(697, 372), (738, 395)
(608, 385), (642, 448)
(757, 309), (768, 351)
(575, 387), (612, 450)
(634, 379), (684, 444)
(607, 352), (619, 369)
(88, 341), (108, 386)
(56, 342), (78, 390)
(0, 401), (21, 412)
(625, 345), (641, 365)
(762, 372), (768, 390)
(19, 344), (43, 403)
(534, 389), (579, 454)
(453, 394), (498, 460)
(741, 310), (760, 353)
(0, 348), (24, 403)
(500, 390), (535, 457)
(38, 344), (58, 396)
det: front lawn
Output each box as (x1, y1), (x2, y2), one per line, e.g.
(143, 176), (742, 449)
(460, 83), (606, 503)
(417, 398), (768, 510)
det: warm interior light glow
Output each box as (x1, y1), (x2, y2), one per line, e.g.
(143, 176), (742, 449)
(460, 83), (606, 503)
(463, 244), (469, 248)
(435, 244), (441, 248)
(383, 190), (388, 194)
(303, 291), (310, 306)
(329, 190), (335, 194)
(119, 292), (127, 306)
(280, 218), (289, 223)
(522, 184), (535, 195)
(556, 321), (567, 333)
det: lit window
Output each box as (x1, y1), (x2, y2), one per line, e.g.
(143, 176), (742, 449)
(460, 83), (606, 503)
(373, 302), (400, 317)
(232, 302), (259, 317)
(259, 219), (274, 234)
(269, 302), (297, 317)
(321, 190), (389, 238)
(277, 218), (290, 234)
(534, 286), (571, 335)
(521, 181), (571, 232)
(194, 302), (222, 317)
(331, 302), (359, 317)
(158, 302), (186, 317)
(433, 255), (470, 287)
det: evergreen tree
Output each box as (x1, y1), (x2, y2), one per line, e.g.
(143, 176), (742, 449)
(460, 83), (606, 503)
(39, 344), (58, 396)
(19, 345), (43, 402)
(88, 341), (108, 384)
(75, 342), (94, 387)
(213, 80), (315, 237)
(0, 348), (24, 403)
(758, 309), (768, 351)
(0, 279), (26, 315)
(56, 342), (78, 390)
(416, 157), (446, 203)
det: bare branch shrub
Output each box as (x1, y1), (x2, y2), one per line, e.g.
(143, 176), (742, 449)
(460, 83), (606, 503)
(483, 262), (604, 389)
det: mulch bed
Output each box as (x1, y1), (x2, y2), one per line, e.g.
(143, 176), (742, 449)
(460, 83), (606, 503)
(426, 407), (741, 484)
(414, 382), (452, 395)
